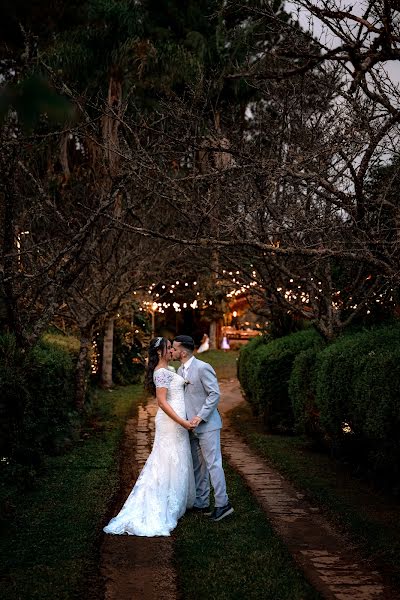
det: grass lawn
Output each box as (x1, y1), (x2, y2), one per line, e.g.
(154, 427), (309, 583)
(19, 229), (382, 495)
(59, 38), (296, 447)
(174, 349), (239, 380)
(175, 350), (321, 599)
(0, 384), (144, 600)
(229, 402), (400, 586)
(175, 462), (322, 600)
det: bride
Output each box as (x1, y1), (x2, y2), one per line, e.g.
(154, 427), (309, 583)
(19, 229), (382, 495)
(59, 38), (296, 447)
(103, 336), (195, 536)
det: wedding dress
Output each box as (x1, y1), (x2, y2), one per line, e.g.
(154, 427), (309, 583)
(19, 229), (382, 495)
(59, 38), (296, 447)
(103, 367), (195, 536)
(197, 334), (210, 353)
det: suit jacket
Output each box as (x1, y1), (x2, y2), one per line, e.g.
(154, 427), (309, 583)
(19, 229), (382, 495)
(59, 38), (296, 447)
(178, 357), (222, 433)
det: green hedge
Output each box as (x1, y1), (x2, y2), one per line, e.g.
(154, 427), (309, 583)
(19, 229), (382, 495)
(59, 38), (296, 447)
(240, 324), (400, 486)
(315, 326), (400, 435)
(314, 325), (400, 484)
(237, 335), (267, 413)
(354, 347), (400, 481)
(0, 333), (79, 469)
(289, 346), (325, 439)
(238, 329), (323, 432)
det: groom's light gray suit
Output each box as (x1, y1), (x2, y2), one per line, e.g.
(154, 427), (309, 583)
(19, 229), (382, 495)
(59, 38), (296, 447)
(178, 357), (228, 508)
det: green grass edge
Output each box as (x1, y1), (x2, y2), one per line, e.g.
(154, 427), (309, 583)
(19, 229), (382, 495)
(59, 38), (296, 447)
(0, 384), (144, 600)
(229, 402), (400, 586)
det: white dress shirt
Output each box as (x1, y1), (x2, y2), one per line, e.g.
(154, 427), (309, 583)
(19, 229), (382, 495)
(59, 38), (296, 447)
(182, 355), (195, 381)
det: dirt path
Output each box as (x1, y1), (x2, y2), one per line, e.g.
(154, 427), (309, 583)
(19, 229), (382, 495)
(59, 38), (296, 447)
(100, 398), (177, 600)
(219, 379), (399, 600)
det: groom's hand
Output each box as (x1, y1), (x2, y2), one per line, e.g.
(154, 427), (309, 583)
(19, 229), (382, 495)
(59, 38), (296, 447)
(190, 416), (202, 428)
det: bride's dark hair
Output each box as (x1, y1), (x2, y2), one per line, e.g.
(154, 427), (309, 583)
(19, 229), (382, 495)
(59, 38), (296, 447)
(144, 337), (169, 396)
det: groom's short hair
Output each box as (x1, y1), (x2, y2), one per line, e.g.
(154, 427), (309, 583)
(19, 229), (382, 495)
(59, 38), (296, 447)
(174, 335), (195, 352)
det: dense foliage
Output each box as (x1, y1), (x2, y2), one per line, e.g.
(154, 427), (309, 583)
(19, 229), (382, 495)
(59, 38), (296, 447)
(313, 325), (400, 486)
(239, 323), (400, 488)
(289, 346), (325, 439)
(111, 319), (145, 385)
(0, 333), (79, 475)
(238, 329), (323, 431)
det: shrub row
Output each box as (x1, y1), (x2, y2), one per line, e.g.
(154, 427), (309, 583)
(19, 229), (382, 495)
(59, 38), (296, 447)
(311, 326), (400, 485)
(237, 329), (324, 432)
(238, 324), (400, 487)
(0, 333), (79, 468)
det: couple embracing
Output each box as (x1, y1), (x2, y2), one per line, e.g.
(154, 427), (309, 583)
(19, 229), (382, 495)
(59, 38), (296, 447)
(103, 335), (233, 537)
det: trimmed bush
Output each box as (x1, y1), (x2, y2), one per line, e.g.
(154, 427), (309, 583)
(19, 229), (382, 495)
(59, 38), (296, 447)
(237, 335), (267, 412)
(315, 326), (400, 435)
(0, 335), (30, 457)
(0, 333), (79, 469)
(29, 338), (78, 453)
(238, 329), (323, 432)
(289, 345), (325, 438)
(354, 348), (400, 481)
(314, 325), (400, 485)
(42, 331), (80, 358)
(241, 322), (400, 487)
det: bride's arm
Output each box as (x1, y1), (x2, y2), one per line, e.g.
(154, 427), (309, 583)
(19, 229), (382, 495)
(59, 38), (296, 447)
(156, 387), (193, 430)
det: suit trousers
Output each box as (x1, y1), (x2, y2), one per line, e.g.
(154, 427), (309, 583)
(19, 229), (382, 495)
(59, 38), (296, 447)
(189, 428), (228, 508)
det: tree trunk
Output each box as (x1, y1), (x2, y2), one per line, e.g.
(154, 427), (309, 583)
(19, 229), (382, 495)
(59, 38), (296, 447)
(207, 114), (233, 352)
(60, 133), (70, 183)
(102, 74), (123, 179)
(75, 325), (93, 410)
(96, 74), (124, 359)
(209, 321), (217, 350)
(2, 187), (25, 348)
(101, 318), (114, 387)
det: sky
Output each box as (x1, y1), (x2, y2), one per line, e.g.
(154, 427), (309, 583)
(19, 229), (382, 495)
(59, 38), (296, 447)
(285, 0), (400, 87)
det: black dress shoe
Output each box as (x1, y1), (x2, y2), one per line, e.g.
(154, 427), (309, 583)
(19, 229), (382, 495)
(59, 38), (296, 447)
(210, 503), (234, 522)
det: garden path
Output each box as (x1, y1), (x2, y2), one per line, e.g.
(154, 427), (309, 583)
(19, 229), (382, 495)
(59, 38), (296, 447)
(100, 397), (177, 600)
(220, 379), (399, 600)
(100, 377), (398, 600)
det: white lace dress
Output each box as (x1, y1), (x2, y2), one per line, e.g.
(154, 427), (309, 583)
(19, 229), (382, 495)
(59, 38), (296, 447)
(103, 367), (195, 536)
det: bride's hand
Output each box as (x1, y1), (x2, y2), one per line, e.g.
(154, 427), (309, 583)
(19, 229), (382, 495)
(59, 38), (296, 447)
(182, 420), (195, 431)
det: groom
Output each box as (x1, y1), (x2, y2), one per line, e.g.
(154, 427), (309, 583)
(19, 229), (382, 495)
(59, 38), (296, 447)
(171, 335), (234, 522)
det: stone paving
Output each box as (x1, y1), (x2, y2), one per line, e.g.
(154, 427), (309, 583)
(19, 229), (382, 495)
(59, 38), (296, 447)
(100, 396), (177, 600)
(219, 379), (399, 600)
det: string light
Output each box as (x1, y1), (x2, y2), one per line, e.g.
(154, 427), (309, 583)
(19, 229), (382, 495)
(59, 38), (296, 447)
(137, 269), (397, 327)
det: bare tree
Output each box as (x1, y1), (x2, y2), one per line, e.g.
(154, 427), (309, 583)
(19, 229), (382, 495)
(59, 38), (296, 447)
(109, 48), (399, 338)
